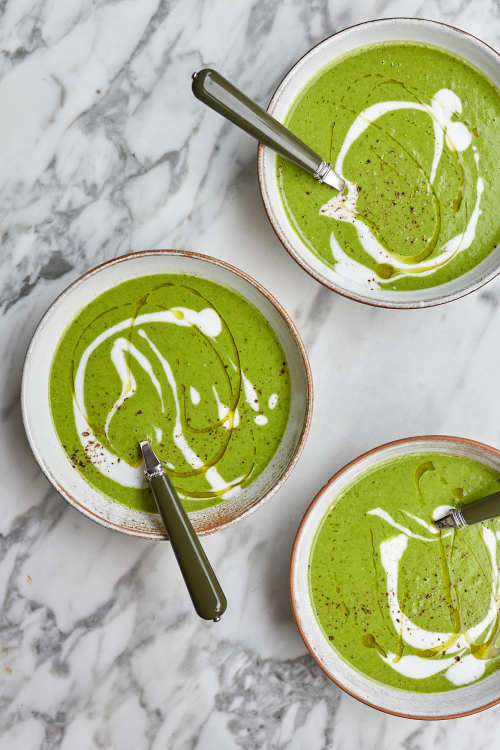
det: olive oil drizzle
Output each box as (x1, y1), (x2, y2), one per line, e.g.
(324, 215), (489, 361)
(322, 71), (475, 277)
(469, 530), (500, 660)
(414, 461), (466, 657)
(393, 576), (409, 664)
(414, 461), (435, 503)
(332, 98), (442, 266)
(415, 528), (463, 658)
(362, 633), (387, 658)
(369, 527), (392, 635)
(365, 460), (500, 665)
(68, 280), (262, 499)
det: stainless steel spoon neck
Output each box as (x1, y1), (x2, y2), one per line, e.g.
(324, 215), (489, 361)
(452, 509), (467, 527)
(139, 440), (166, 481)
(192, 68), (344, 193)
(314, 161), (345, 192)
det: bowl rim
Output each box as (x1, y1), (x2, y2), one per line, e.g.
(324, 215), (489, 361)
(21, 248), (313, 539)
(289, 434), (500, 720)
(257, 17), (500, 310)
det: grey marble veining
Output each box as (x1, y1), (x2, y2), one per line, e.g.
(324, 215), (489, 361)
(1, 0), (500, 748)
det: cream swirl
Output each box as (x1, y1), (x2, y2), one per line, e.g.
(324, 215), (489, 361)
(371, 508), (500, 686)
(73, 306), (264, 497)
(320, 89), (481, 289)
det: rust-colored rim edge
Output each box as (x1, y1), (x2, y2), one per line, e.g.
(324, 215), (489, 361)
(257, 18), (500, 310)
(21, 248), (313, 540)
(289, 434), (500, 720)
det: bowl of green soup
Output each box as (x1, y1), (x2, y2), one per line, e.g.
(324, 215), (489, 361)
(22, 250), (312, 538)
(258, 18), (500, 308)
(291, 435), (500, 718)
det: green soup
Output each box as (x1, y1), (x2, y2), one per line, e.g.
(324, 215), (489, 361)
(50, 274), (291, 513)
(278, 42), (500, 291)
(309, 452), (500, 692)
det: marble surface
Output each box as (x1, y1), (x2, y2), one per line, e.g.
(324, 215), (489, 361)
(1, 0), (500, 747)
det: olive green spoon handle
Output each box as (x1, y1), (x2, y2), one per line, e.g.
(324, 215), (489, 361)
(139, 440), (227, 621)
(434, 490), (500, 529)
(192, 68), (345, 192)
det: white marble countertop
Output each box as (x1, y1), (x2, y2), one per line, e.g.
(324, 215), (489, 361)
(1, 1), (500, 748)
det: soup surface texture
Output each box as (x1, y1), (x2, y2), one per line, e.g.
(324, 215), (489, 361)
(309, 452), (500, 692)
(50, 274), (291, 512)
(278, 43), (500, 292)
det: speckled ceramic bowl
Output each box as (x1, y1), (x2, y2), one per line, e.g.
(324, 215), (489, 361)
(22, 250), (312, 539)
(258, 18), (500, 309)
(290, 435), (500, 719)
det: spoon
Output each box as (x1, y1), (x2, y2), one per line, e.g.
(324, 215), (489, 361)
(434, 491), (500, 529)
(192, 68), (345, 192)
(139, 440), (227, 621)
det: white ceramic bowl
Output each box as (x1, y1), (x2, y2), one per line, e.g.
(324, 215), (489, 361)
(290, 435), (500, 719)
(258, 18), (500, 309)
(22, 250), (312, 539)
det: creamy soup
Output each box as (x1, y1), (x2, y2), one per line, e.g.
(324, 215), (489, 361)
(278, 43), (500, 292)
(50, 274), (291, 513)
(310, 453), (500, 692)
